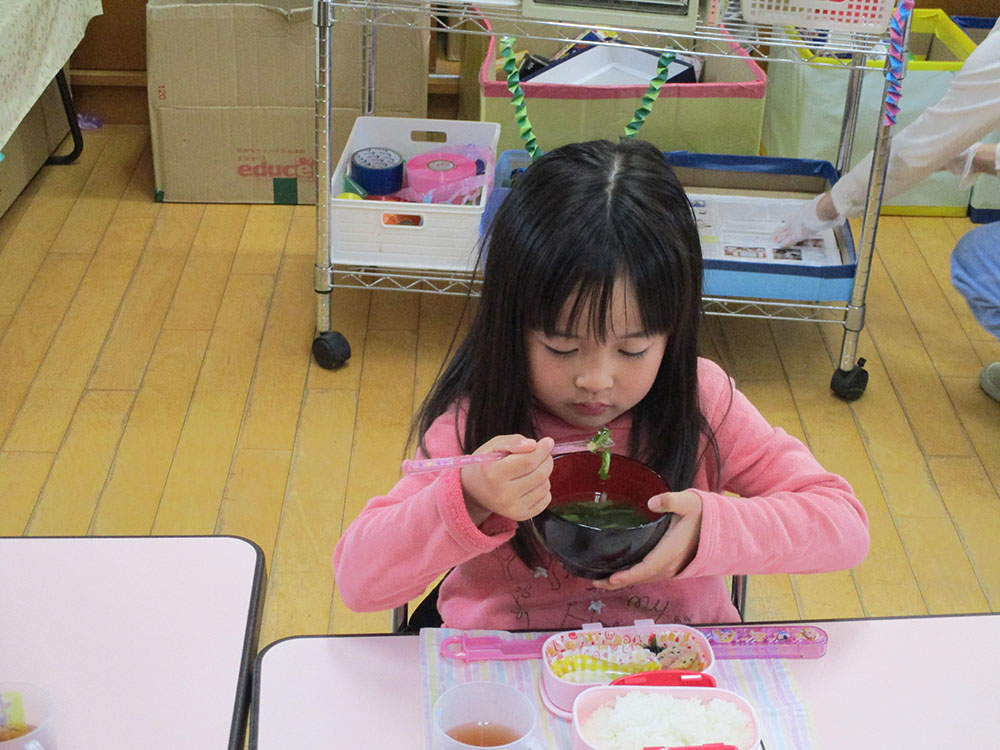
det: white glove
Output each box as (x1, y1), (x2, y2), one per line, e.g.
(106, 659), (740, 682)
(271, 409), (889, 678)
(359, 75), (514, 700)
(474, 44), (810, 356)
(773, 193), (845, 249)
(944, 143), (1000, 189)
(944, 145), (979, 189)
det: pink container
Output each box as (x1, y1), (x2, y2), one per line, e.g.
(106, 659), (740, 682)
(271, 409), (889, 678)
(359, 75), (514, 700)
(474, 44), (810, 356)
(539, 621), (715, 719)
(571, 685), (761, 750)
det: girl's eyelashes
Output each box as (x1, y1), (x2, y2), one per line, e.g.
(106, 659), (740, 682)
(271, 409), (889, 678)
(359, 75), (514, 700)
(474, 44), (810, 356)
(619, 348), (649, 359)
(539, 336), (653, 359)
(544, 344), (649, 359)
(544, 344), (578, 357)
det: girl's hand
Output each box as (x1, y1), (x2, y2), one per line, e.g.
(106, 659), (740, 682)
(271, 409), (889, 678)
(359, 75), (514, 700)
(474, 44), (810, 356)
(461, 435), (554, 525)
(592, 490), (703, 590)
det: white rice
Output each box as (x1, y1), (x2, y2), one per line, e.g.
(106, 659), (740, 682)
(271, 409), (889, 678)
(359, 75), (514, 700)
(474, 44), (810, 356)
(581, 692), (754, 750)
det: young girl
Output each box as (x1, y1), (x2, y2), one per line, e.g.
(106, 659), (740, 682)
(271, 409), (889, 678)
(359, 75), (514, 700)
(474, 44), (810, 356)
(333, 139), (869, 630)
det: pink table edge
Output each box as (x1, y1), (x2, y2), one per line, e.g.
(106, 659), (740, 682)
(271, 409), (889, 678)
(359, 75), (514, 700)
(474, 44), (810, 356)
(249, 612), (1000, 749)
(0, 534), (267, 750)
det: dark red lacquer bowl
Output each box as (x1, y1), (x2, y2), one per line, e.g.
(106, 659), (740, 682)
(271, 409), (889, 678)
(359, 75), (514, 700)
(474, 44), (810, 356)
(530, 452), (672, 579)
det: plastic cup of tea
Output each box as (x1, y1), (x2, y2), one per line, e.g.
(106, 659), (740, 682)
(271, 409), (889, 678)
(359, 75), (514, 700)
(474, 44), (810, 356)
(432, 681), (537, 749)
(0, 683), (57, 749)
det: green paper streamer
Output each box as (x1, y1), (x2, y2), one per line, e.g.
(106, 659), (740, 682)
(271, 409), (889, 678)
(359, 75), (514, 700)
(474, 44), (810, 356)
(499, 36), (542, 161)
(624, 49), (677, 139)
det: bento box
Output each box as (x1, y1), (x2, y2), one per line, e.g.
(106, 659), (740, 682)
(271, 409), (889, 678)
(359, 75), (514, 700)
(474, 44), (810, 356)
(572, 684), (761, 750)
(540, 621), (715, 718)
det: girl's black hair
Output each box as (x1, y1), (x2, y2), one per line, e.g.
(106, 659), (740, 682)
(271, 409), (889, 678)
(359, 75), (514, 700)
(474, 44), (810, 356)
(415, 138), (719, 566)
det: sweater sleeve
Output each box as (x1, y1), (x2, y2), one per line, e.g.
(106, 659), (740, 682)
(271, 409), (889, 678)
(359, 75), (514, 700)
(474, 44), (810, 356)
(831, 23), (1000, 218)
(680, 362), (870, 579)
(332, 409), (518, 612)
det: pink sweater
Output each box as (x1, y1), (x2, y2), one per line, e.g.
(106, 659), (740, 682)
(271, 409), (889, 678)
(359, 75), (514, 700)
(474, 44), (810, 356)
(333, 359), (869, 629)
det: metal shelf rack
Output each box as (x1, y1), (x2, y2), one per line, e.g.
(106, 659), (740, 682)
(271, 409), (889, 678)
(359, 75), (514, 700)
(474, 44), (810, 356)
(310, 0), (914, 399)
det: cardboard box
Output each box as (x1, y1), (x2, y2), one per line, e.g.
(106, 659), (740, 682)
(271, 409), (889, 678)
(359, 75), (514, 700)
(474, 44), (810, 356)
(0, 77), (69, 219)
(146, 0), (429, 204)
(668, 152), (856, 302)
(951, 14), (996, 44)
(472, 21), (766, 156)
(762, 9), (976, 216)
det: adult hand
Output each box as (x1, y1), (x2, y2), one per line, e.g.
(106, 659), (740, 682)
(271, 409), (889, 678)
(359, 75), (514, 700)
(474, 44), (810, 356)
(773, 192), (844, 248)
(943, 144), (978, 188)
(592, 490), (703, 590)
(944, 143), (999, 189)
(461, 435), (554, 525)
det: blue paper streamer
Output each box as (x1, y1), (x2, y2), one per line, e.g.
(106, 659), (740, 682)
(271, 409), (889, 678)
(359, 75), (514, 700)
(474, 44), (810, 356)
(883, 0), (916, 126)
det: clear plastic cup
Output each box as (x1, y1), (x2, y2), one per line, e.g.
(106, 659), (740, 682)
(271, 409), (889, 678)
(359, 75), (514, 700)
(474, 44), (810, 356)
(0, 683), (57, 750)
(432, 681), (537, 749)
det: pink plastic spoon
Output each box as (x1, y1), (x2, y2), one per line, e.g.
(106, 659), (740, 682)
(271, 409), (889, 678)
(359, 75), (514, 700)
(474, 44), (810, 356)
(400, 437), (614, 476)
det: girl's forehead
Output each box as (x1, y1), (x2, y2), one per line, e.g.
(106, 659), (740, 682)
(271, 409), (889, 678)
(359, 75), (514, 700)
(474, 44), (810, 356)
(553, 281), (644, 336)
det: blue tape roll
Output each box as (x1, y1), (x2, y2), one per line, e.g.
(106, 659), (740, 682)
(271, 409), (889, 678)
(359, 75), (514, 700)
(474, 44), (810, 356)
(349, 147), (404, 196)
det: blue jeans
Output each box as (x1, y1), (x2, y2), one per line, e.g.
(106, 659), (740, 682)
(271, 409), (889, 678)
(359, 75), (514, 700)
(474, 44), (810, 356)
(951, 221), (1000, 340)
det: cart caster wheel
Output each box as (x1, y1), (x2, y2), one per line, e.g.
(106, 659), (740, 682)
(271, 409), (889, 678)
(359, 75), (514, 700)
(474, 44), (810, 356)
(831, 357), (868, 402)
(312, 331), (351, 370)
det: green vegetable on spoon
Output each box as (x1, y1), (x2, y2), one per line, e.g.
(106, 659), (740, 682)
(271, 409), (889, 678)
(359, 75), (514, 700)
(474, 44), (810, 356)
(587, 427), (613, 480)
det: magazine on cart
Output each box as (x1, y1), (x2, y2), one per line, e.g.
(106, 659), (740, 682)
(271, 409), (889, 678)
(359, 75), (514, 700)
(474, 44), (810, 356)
(689, 192), (845, 266)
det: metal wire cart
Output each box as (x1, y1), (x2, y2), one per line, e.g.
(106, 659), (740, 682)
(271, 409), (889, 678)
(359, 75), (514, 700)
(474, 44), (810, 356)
(310, 0), (916, 401)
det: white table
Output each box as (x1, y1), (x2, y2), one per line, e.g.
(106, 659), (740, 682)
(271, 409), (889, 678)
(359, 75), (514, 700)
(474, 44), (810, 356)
(0, 535), (265, 749)
(250, 614), (1000, 749)
(0, 0), (102, 149)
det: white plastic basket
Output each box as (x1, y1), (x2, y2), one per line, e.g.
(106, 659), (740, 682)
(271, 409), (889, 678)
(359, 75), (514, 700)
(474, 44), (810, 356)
(330, 117), (501, 272)
(740, 0), (894, 33)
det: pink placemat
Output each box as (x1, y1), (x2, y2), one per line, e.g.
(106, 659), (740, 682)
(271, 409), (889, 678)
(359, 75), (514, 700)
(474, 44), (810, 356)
(420, 627), (816, 750)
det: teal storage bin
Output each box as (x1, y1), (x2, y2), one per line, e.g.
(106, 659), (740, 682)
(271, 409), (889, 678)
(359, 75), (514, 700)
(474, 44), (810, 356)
(762, 9), (977, 217)
(952, 15), (1000, 224)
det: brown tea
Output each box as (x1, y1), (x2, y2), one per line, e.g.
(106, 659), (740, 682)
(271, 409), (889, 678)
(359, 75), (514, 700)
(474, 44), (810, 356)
(0, 724), (34, 741)
(446, 721), (522, 746)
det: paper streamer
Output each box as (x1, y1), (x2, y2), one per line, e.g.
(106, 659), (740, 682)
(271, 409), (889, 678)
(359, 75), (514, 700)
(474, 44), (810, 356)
(883, 0), (916, 127)
(624, 49), (678, 139)
(405, 152), (478, 194)
(500, 36), (542, 162)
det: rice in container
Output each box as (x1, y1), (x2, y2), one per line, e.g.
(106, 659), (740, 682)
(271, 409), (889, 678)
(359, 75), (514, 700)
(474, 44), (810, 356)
(571, 684), (760, 750)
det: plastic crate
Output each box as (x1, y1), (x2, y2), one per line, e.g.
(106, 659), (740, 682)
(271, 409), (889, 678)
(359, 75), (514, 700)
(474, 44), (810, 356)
(740, 0), (894, 33)
(330, 117), (500, 271)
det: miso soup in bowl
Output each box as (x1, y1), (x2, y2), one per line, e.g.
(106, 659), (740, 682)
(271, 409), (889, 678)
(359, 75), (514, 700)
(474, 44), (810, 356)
(530, 452), (671, 579)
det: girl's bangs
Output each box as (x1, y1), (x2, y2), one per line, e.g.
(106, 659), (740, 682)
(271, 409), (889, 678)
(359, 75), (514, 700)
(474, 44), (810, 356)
(522, 227), (674, 341)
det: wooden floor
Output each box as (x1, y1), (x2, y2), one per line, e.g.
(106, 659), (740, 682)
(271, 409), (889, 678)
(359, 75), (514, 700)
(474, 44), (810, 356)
(1, 125), (998, 648)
